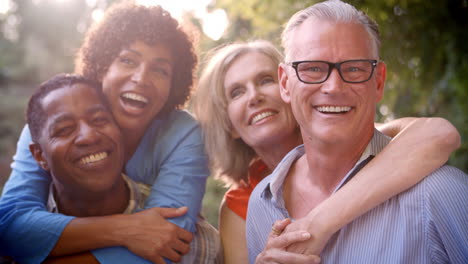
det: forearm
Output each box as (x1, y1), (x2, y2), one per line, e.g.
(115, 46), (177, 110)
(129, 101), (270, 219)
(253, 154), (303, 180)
(375, 117), (415, 138)
(50, 214), (131, 256)
(309, 117), (461, 235)
(44, 252), (99, 264)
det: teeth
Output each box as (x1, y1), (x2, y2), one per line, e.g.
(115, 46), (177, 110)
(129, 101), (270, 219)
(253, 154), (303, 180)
(251, 111), (276, 124)
(316, 106), (351, 113)
(80, 152), (108, 165)
(122, 93), (148, 104)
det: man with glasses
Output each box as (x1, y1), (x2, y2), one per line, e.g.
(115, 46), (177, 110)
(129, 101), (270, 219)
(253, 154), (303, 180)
(247, 0), (467, 263)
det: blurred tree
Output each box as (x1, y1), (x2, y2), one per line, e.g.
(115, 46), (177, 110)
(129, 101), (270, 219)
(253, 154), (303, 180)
(214, 0), (468, 171)
(2, 0), (84, 81)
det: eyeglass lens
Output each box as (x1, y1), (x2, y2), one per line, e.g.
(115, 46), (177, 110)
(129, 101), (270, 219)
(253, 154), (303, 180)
(296, 60), (375, 83)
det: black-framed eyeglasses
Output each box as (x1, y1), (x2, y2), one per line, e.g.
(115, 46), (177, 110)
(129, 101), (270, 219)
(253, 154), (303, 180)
(288, 59), (378, 84)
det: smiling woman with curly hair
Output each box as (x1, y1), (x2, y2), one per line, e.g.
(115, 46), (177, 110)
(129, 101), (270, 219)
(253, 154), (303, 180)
(76, 2), (196, 117)
(0, 2), (221, 264)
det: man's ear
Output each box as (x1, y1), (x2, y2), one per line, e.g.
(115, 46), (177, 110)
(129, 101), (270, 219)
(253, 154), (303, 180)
(375, 61), (386, 103)
(29, 143), (50, 171)
(278, 63), (291, 103)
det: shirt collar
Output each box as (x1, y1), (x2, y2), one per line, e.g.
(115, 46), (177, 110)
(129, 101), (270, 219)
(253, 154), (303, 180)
(262, 129), (391, 202)
(47, 173), (146, 215)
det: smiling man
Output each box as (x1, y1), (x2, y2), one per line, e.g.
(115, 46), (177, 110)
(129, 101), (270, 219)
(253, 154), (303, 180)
(246, 1), (467, 263)
(27, 74), (131, 219)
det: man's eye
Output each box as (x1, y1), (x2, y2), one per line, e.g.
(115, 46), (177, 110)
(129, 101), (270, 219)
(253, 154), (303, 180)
(93, 117), (109, 125)
(301, 66), (324, 72)
(92, 113), (112, 126)
(343, 67), (365, 72)
(53, 126), (73, 137)
(344, 67), (361, 72)
(310, 67), (322, 72)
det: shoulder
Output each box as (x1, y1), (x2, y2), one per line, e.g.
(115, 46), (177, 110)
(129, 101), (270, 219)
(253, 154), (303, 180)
(142, 110), (202, 149)
(417, 166), (468, 261)
(419, 165), (467, 203)
(151, 110), (200, 137)
(420, 165), (467, 193)
(219, 199), (245, 226)
(165, 109), (199, 127)
(127, 110), (206, 175)
(399, 165), (468, 217)
(224, 186), (250, 220)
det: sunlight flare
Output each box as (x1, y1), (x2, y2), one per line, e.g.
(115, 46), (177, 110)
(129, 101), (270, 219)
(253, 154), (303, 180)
(135, 0), (228, 40)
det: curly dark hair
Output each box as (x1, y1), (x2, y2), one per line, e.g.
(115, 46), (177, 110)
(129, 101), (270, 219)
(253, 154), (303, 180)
(27, 74), (105, 143)
(75, 2), (197, 117)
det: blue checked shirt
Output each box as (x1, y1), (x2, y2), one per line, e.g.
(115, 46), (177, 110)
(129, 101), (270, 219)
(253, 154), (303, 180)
(247, 130), (468, 263)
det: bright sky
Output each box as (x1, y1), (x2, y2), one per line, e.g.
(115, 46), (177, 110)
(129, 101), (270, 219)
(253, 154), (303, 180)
(0, 0), (229, 40)
(0, 0), (13, 14)
(136, 0), (229, 40)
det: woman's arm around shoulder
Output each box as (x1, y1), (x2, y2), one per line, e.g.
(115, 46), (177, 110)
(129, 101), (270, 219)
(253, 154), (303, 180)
(285, 117), (461, 255)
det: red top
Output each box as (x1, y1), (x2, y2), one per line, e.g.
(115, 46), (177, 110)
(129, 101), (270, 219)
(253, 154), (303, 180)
(224, 159), (270, 220)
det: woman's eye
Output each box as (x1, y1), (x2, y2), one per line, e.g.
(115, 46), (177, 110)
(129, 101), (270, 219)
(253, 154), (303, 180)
(118, 56), (136, 66)
(229, 87), (244, 99)
(151, 66), (170, 77)
(260, 76), (275, 85)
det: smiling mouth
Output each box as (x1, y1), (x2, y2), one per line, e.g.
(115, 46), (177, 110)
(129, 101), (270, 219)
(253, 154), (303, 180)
(316, 106), (352, 114)
(250, 111), (277, 125)
(121, 92), (149, 109)
(79, 152), (109, 165)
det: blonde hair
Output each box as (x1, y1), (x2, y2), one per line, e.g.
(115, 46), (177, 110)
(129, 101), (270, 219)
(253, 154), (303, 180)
(193, 40), (283, 185)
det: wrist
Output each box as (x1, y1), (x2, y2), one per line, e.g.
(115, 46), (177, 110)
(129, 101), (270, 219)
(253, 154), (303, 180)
(305, 203), (339, 238)
(106, 214), (134, 247)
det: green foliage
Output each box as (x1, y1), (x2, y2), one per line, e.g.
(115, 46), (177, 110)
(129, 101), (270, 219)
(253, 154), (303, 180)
(0, 84), (30, 194)
(0, 0), (96, 82)
(202, 177), (228, 227)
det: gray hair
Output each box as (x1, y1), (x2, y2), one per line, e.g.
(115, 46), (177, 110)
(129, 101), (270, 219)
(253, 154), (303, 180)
(281, 0), (380, 61)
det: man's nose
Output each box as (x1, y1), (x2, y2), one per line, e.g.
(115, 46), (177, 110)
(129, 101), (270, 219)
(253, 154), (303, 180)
(75, 122), (100, 146)
(321, 68), (344, 94)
